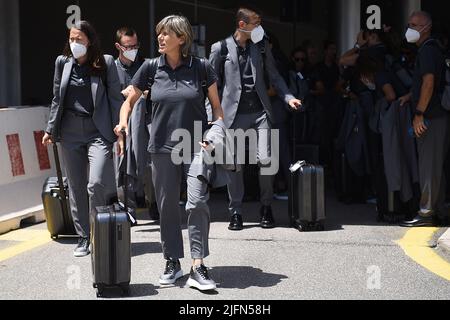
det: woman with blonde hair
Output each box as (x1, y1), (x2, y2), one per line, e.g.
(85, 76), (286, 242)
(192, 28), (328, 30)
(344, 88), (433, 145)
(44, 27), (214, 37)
(115, 15), (225, 291)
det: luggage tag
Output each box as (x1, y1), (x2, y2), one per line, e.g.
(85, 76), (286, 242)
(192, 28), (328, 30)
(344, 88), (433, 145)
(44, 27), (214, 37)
(289, 160), (306, 173)
(116, 202), (137, 226)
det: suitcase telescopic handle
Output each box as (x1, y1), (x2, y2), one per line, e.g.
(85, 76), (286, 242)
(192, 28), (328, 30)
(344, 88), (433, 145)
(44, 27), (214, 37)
(52, 143), (69, 218)
(121, 129), (129, 213)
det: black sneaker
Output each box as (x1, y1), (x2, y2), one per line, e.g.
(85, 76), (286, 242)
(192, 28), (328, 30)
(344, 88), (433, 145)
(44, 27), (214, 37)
(400, 214), (435, 227)
(159, 259), (183, 285)
(73, 237), (90, 257)
(187, 264), (217, 291)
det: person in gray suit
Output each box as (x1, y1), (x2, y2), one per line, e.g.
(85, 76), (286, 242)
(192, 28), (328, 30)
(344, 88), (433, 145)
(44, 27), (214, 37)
(209, 6), (302, 231)
(43, 21), (122, 257)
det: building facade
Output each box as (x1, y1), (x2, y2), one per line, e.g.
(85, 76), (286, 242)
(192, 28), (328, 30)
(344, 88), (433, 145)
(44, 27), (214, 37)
(1, 0), (445, 107)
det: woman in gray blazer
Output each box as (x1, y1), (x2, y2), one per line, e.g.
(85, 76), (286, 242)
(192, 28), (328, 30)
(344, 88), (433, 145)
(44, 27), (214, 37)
(42, 21), (123, 257)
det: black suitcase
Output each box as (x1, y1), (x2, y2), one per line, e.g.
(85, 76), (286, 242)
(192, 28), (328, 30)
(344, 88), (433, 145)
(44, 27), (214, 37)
(289, 161), (326, 231)
(91, 130), (132, 298)
(289, 116), (326, 231)
(91, 204), (131, 297)
(41, 144), (76, 240)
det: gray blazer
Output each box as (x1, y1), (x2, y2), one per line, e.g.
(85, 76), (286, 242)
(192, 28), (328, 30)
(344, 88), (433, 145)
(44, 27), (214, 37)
(118, 96), (150, 190)
(46, 55), (123, 143)
(209, 36), (295, 128)
(380, 100), (419, 202)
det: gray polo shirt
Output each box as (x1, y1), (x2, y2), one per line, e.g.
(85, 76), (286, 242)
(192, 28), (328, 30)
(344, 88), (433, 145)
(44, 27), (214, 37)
(115, 57), (145, 91)
(131, 55), (217, 154)
(64, 63), (94, 116)
(412, 38), (446, 119)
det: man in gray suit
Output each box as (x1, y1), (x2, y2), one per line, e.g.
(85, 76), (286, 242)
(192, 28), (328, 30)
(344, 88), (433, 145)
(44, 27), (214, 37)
(209, 6), (302, 230)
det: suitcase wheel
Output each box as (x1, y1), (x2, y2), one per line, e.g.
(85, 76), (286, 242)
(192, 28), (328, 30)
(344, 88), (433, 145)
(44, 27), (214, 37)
(315, 223), (325, 232)
(96, 286), (105, 298)
(121, 285), (130, 297)
(295, 222), (308, 232)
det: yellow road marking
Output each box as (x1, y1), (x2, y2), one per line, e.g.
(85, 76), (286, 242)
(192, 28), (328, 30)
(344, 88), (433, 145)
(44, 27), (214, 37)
(397, 227), (450, 282)
(0, 229), (49, 242)
(0, 230), (51, 263)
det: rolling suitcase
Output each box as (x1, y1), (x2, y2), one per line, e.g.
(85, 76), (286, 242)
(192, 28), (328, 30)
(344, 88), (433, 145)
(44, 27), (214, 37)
(91, 130), (132, 298)
(41, 144), (76, 240)
(289, 115), (326, 232)
(289, 161), (326, 231)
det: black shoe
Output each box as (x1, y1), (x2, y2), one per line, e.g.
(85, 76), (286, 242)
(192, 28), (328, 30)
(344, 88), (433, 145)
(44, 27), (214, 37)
(400, 214), (435, 227)
(187, 264), (217, 291)
(228, 214), (243, 231)
(159, 259), (183, 285)
(260, 206), (275, 229)
(73, 237), (90, 257)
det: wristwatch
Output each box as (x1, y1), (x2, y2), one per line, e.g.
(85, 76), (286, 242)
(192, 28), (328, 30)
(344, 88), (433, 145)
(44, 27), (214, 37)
(414, 109), (424, 117)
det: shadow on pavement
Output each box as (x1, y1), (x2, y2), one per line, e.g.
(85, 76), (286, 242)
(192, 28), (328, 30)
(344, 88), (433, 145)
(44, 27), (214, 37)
(129, 283), (159, 298)
(211, 266), (288, 289)
(54, 237), (78, 245)
(131, 242), (162, 257)
(96, 283), (159, 299)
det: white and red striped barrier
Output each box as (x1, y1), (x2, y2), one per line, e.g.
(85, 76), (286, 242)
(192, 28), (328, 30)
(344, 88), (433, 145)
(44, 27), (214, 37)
(0, 107), (57, 234)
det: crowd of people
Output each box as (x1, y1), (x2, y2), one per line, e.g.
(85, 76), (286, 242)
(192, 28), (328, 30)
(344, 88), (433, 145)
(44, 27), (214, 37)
(42, 5), (450, 291)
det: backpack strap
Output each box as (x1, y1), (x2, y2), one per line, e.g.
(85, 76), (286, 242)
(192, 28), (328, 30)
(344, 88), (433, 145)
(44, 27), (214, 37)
(145, 57), (160, 122)
(199, 57), (209, 98)
(257, 40), (270, 89)
(219, 39), (228, 88)
(147, 57), (159, 88)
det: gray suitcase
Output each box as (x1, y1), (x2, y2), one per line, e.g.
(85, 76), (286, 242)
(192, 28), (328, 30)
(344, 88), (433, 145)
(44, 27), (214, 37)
(91, 130), (132, 298)
(289, 160), (326, 231)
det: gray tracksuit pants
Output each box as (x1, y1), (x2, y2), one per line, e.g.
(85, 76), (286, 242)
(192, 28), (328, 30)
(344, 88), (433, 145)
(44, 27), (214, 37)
(60, 112), (116, 238)
(151, 153), (211, 260)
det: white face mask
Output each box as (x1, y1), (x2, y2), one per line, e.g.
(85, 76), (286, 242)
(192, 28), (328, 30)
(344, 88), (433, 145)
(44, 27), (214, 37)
(70, 42), (87, 59)
(240, 25), (265, 43)
(405, 24), (430, 43)
(123, 49), (138, 62)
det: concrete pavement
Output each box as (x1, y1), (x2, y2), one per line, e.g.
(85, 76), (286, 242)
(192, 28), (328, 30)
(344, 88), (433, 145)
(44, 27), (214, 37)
(1, 191), (450, 300)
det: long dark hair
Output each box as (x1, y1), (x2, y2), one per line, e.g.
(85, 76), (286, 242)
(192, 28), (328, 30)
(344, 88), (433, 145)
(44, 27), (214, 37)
(63, 21), (106, 77)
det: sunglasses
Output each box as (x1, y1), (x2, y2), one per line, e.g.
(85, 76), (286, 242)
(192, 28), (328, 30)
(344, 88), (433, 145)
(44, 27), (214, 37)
(294, 57), (306, 62)
(119, 43), (141, 51)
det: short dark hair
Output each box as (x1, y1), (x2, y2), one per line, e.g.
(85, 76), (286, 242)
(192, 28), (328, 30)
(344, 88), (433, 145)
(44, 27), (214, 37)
(236, 6), (262, 28)
(291, 46), (307, 58)
(356, 52), (383, 79)
(411, 11), (433, 26)
(116, 27), (137, 44)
